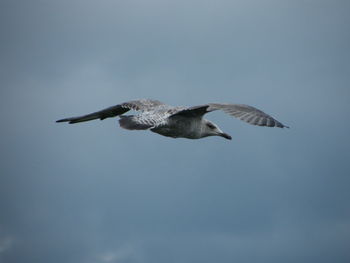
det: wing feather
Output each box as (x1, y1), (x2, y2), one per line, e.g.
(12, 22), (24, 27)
(119, 111), (169, 130)
(56, 99), (166, 124)
(169, 103), (289, 128)
(208, 103), (289, 128)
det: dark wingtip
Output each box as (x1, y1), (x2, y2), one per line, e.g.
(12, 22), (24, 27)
(280, 123), (290, 128)
(275, 121), (289, 129)
(56, 118), (72, 123)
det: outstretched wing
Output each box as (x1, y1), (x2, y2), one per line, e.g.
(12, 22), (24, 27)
(171, 103), (289, 128)
(56, 99), (166, 124)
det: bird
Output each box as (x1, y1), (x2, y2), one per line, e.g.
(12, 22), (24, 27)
(56, 99), (289, 140)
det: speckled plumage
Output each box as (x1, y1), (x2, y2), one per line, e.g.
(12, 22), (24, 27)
(57, 99), (288, 140)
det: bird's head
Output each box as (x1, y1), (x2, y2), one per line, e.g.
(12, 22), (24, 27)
(201, 120), (232, 140)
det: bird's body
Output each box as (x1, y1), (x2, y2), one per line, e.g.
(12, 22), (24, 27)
(57, 99), (288, 140)
(151, 115), (203, 139)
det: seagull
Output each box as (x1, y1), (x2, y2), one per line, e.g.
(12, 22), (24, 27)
(56, 99), (288, 140)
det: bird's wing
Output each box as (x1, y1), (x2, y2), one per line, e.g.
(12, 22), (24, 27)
(169, 105), (210, 118)
(171, 103), (289, 128)
(56, 99), (166, 124)
(119, 106), (186, 130)
(119, 111), (170, 130)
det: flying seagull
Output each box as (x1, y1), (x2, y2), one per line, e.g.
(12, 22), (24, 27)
(56, 99), (288, 140)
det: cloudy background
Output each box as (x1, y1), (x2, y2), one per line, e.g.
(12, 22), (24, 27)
(1, 0), (350, 262)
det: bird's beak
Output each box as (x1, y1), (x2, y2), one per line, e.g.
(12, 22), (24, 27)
(219, 132), (232, 140)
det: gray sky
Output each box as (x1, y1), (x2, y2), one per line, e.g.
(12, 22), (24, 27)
(1, 0), (350, 262)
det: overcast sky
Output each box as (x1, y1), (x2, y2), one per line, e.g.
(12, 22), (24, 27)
(1, 0), (350, 262)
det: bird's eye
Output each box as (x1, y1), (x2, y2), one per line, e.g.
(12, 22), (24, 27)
(207, 123), (215, 129)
